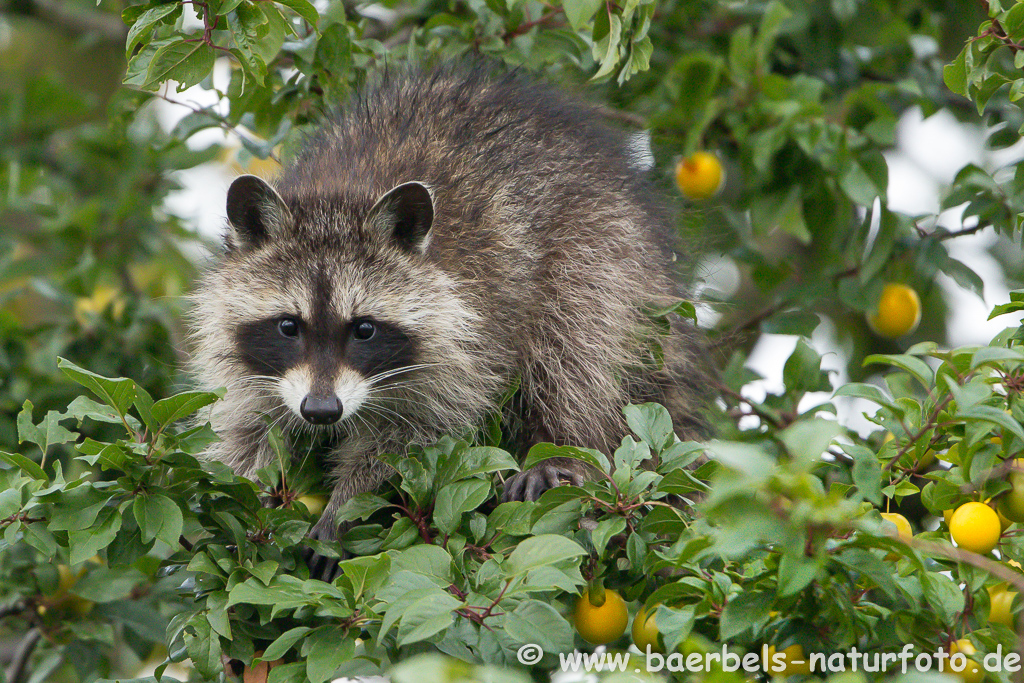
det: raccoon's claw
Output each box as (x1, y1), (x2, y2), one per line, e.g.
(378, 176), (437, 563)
(301, 545), (345, 583)
(502, 462), (585, 502)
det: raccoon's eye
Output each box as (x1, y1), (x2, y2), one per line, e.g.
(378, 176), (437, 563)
(278, 318), (300, 338)
(353, 321), (375, 341)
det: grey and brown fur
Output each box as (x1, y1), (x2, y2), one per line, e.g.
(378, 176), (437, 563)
(189, 61), (710, 545)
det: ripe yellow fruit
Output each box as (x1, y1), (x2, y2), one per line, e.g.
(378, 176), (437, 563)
(296, 494), (328, 517)
(987, 584), (1017, 628)
(880, 512), (912, 540)
(948, 639), (984, 683)
(631, 604), (661, 653)
(880, 512), (913, 560)
(674, 152), (724, 200)
(949, 502), (1002, 555)
(867, 283), (921, 338)
(766, 643), (813, 676)
(573, 589), (629, 645)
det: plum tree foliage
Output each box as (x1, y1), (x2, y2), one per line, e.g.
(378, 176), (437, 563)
(5, 0), (1024, 681)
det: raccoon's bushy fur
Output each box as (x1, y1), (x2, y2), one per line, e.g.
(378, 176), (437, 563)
(190, 61), (710, 542)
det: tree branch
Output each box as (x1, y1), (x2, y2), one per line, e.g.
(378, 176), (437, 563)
(5, 628), (41, 683)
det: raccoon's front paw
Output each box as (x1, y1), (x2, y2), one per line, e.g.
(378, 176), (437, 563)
(502, 461), (585, 502)
(302, 518), (349, 583)
(301, 546), (345, 583)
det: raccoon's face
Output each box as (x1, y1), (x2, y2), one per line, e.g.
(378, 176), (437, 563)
(214, 175), (448, 428)
(235, 308), (417, 425)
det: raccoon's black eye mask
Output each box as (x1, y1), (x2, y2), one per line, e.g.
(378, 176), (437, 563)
(234, 315), (416, 379)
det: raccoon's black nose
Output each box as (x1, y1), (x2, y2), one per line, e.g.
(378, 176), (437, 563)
(300, 395), (342, 425)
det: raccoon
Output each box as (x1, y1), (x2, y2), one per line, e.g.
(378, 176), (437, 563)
(189, 61), (710, 552)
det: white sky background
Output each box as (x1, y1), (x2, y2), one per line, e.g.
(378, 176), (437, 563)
(158, 68), (1024, 438)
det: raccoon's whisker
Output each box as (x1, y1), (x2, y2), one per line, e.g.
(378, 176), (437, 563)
(370, 377), (435, 391)
(371, 387), (438, 406)
(349, 410), (383, 442)
(368, 378), (437, 394)
(364, 363), (438, 386)
(359, 401), (421, 434)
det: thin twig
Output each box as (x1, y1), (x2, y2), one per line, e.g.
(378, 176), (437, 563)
(5, 628), (41, 683)
(0, 600), (25, 620)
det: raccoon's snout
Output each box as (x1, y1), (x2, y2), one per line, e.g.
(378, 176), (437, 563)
(300, 395), (343, 425)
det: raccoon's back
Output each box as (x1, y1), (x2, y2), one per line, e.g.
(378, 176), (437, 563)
(274, 62), (669, 254)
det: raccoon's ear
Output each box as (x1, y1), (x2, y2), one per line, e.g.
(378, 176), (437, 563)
(364, 181), (434, 253)
(225, 175), (291, 251)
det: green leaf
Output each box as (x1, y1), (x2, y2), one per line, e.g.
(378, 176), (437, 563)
(958, 405), (1024, 442)
(777, 554), (820, 596)
(133, 494), (184, 548)
(832, 382), (897, 411)
(523, 443), (609, 473)
(563, 0), (604, 30)
(125, 3), (181, 56)
(396, 592), (462, 646)
(504, 600), (575, 652)
(62, 396), (127, 425)
(18, 401), (78, 456)
(969, 346), (1024, 370)
(335, 492), (392, 522)
(337, 553), (391, 599)
(720, 590), (772, 639)
(0, 451), (46, 480)
(143, 40), (216, 92)
(72, 566), (146, 602)
(184, 615), (222, 680)
(505, 535), (586, 576)
(921, 571), (966, 625)
(657, 604), (697, 653)
(392, 545), (454, 582)
(273, 0), (319, 26)
(437, 446), (519, 488)
(706, 441), (775, 482)
(847, 444), (882, 505)
(753, 0), (792, 66)
(591, 517), (626, 556)
(624, 403), (675, 453)
(262, 627), (312, 662)
(434, 479), (492, 535)
(268, 663), (308, 683)
(227, 3), (268, 86)
(834, 548), (899, 601)
(305, 627), (355, 683)
(783, 339), (829, 394)
(151, 390), (223, 428)
(778, 419), (842, 466)
(944, 47), (968, 96)
(69, 507), (122, 565)
(863, 353), (935, 390)
(58, 358), (137, 417)
(133, 386), (157, 431)
(591, 13), (622, 82)
(227, 577), (309, 610)
(1004, 2), (1024, 42)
